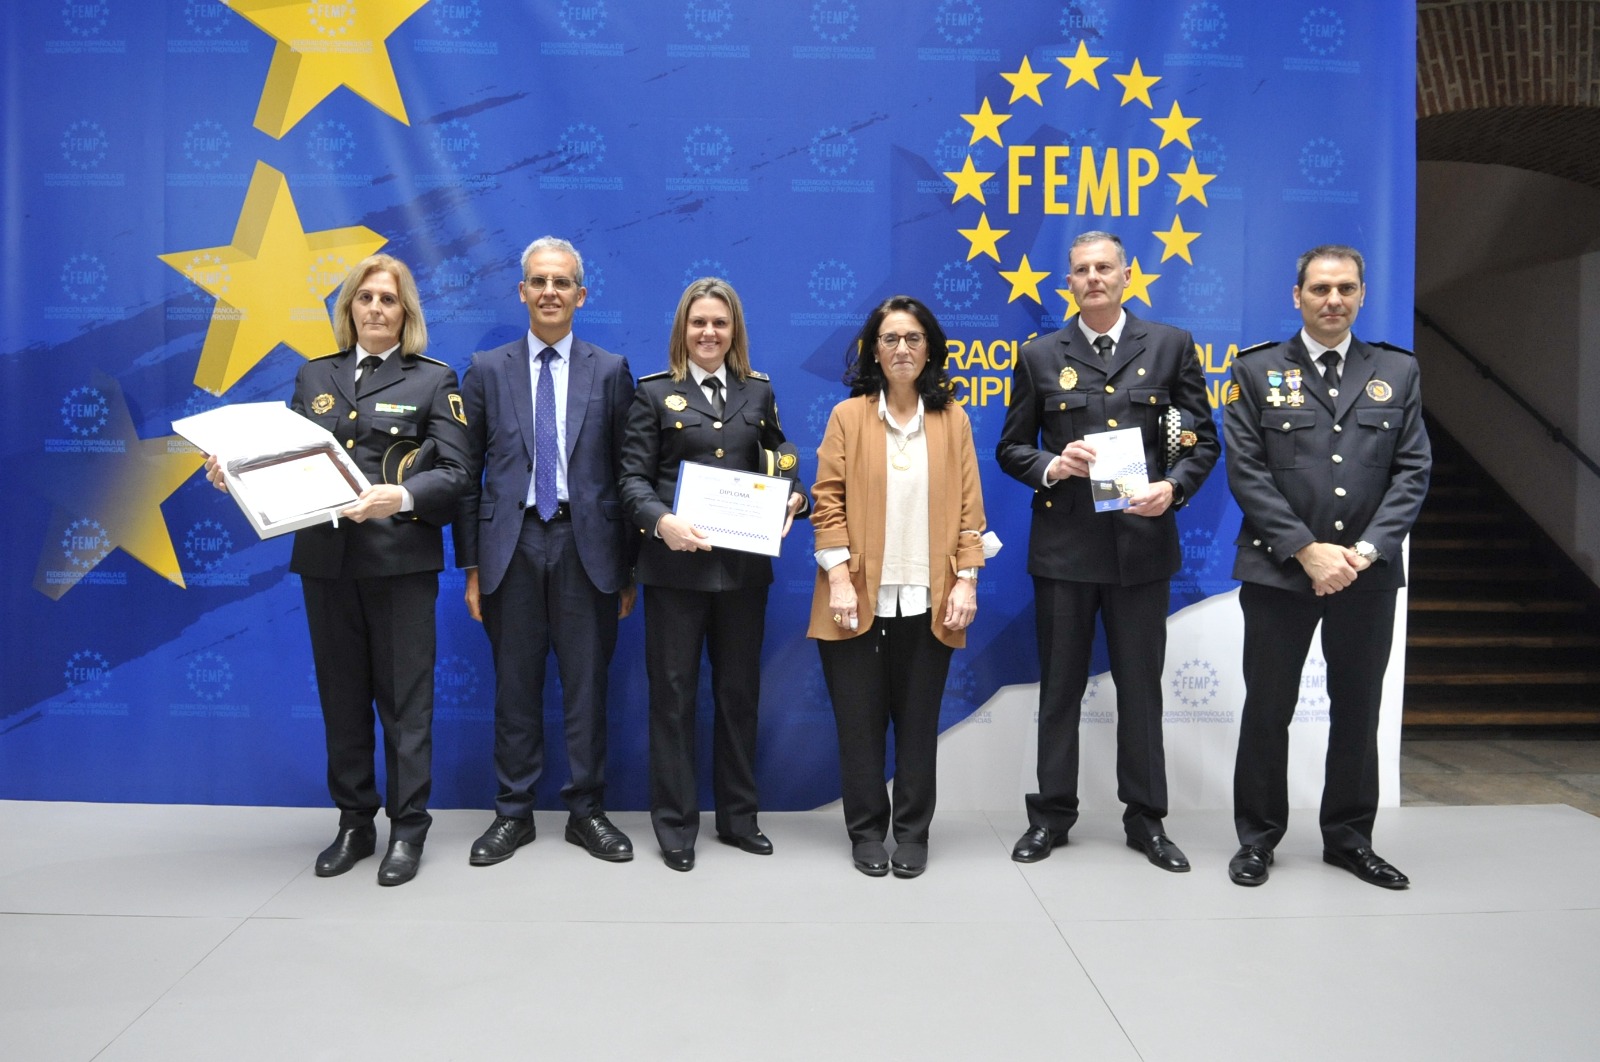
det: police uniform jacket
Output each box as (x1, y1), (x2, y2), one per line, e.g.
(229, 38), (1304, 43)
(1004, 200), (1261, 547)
(996, 310), (1218, 586)
(619, 368), (805, 592)
(288, 348), (473, 580)
(1223, 334), (1430, 593)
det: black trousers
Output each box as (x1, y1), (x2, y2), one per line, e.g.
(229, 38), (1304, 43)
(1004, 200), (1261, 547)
(1234, 582), (1397, 852)
(818, 613), (954, 845)
(301, 570), (437, 845)
(1028, 575), (1171, 839)
(644, 583), (767, 852)
(480, 511), (618, 820)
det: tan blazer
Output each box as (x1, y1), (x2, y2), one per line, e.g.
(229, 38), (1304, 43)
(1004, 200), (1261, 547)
(807, 394), (987, 649)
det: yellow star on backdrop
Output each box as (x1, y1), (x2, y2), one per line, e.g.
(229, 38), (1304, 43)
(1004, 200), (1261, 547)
(944, 156), (996, 205)
(231, 0), (428, 138)
(160, 162), (387, 395)
(962, 98), (1012, 147)
(1153, 215), (1202, 263)
(1057, 40), (1108, 89)
(1114, 59), (1161, 108)
(1150, 100), (1201, 149)
(957, 212), (1010, 262)
(1055, 288), (1080, 317)
(1123, 258), (1160, 306)
(999, 255), (1052, 304)
(33, 373), (204, 599)
(1000, 56), (1051, 105)
(1168, 157), (1217, 206)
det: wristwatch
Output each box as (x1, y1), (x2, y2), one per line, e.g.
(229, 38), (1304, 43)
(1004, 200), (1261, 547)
(1353, 541), (1380, 562)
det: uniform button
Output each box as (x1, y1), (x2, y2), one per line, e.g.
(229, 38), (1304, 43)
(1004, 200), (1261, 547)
(1266, 546), (1273, 553)
(715, 448), (725, 458)
(517, 500), (525, 510)
(1059, 402), (1067, 410)
(1252, 539), (1262, 546)
(1281, 422), (1292, 430)
(1383, 420), (1391, 429)
(348, 411), (357, 420)
(1333, 424), (1343, 432)
(674, 421), (683, 429)
(1329, 388), (1339, 398)
(1334, 487), (1347, 497)
(1045, 500), (1053, 509)
(1138, 368), (1147, 376)
(1107, 418), (1118, 428)
(345, 439), (354, 449)
(390, 426), (399, 434)
(713, 421), (723, 430)
(1335, 520), (1345, 531)
(1148, 396), (1157, 404)
(1332, 454), (1343, 463)
(1105, 386), (1115, 394)
(527, 462), (533, 472)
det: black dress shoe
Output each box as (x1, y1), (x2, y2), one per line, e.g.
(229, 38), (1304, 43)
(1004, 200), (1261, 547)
(662, 848), (695, 872)
(890, 841), (927, 879)
(851, 840), (889, 877)
(469, 815), (535, 866)
(1228, 844), (1273, 887)
(314, 824), (376, 877)
(1011, 825), (1069, 863)
(1323, 846), (1409, 889)
(716, 830), (773, 855)
(377, 840), (422, 886)
(1126, 832), (1191, 872)
(565, 812), (634, 862)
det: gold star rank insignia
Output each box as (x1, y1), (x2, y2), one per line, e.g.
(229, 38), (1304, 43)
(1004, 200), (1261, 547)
(231, 0), (429, 139)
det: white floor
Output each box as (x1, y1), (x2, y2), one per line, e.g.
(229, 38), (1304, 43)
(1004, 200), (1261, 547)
(3, 801), (1598, 1061)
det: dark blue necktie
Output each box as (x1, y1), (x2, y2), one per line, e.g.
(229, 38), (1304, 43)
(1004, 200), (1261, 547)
(534, 347), (558, 520)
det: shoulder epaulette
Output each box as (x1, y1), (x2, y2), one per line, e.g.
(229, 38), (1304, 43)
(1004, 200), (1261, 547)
(1234, 341), (1274, 357)
(308, 351), (341, 362)
(638, 370), (672, 382)
(746, 369), (770, 381)
(1370, 341), (1415, 356)
(412, 353), (450, 367)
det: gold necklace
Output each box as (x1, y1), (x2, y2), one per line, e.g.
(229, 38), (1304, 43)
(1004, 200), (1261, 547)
(889, 423), (914, 471)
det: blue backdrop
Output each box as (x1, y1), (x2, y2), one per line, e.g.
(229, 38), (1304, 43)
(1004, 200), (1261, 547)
(0, 0), (1415, 810)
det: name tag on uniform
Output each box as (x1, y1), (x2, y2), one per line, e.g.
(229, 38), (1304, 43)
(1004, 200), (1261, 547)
(374, 402), (418, 414)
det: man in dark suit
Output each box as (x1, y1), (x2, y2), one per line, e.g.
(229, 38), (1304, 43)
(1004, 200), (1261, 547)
(453, 237), (638, 866)
(997, 231), (1218, 872)
(1223, 244), (1430, 890)
(209, 253), (472, 886)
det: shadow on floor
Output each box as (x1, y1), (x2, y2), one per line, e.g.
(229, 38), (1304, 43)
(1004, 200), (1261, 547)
(1402, 727), (1600, 817)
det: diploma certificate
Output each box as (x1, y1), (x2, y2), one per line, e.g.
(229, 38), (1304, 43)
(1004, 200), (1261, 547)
(672, 460), (791, 557)
(1083, 427), (1149, 513)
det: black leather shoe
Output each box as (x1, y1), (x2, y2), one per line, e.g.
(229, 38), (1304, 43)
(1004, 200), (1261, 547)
(1323, 846), (1409, 889)
(377, 840), (422, 886)
(1011, 825), (1069, 863)
(565, 812), (634, 862)
(1228, 844), (1273, 887)
(852, 840), (889, 877)
(662, 848), (695, 872)
(891, 841), (927, 879)
(716, 829), (773, 855)
(314, 824), (376, 877)
(1126, 832), (1191, 872)
(469, 815), (535, 866)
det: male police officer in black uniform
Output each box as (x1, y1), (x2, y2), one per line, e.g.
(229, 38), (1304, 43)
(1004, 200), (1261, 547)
(1224, 244), (1430, 889)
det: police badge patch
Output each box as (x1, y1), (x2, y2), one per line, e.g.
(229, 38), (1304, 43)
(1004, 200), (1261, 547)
(664, 394), (688, 411)
(310, 393), (335, 415)
(1365, 379), (1393, 402)
(1059, 366), (1078, 389)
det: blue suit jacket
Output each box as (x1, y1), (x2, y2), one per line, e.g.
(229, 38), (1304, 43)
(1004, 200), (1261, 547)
(453, 335), (636, 595)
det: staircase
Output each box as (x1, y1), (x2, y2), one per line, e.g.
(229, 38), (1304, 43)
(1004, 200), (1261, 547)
(1404, 417), (1600, 726)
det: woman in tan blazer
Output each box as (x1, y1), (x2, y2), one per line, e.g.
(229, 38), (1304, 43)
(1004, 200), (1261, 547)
(808, 295), (987, 878)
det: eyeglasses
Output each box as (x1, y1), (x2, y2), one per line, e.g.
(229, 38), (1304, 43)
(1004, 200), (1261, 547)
(524, 275), (577, 292)
(877, 331), (926, 351)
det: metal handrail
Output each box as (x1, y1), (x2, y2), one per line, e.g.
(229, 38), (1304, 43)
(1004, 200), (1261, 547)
(1414, 307), (1600, 481)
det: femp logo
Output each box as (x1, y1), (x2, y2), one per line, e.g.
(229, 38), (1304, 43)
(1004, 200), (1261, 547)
(1169, 658), (1219, 709)
(64, 649), (112, 699)
(934, 261), (983, 313)
(1180, 2), (1228, 52)
(935, 0), (984, 46)
(307, 119), (357, 172)
(1297, 655), (1330, 717)
(1179, 264), (1226, 317)
(808, 260), (858, 312)
(432, 0), (482, 37)
(430, 255), (478, 315)
(810, 0), (859, 43)
(1059, 0), (1110, 40)
(431, 119), (481, 172)
(685, 0), (734, 42)
(60, 386), (110, 438)
(682, 258), (730, 288)
(1179, 526), (1223, 582)
(1300, 6), (1345, 56)
(183, 120), (231, 171)
(559, 0), (608, 39)
(434, 653), (485, 719)
(559, 123), (606, 174)
(61, 253), (109, 304)
(61, 120), (108, 171)
(683, 125), (733, 176)
(183, 518), (234, 574)
(186, 651), (234, 704)
(62, 518), (112, 571)
(305, 254), (351, 300)
(810, 127), (859, 178)
(1299, 136), (1343, 187)
(62, 0), (110, 37)
(184, 0), (232, 37)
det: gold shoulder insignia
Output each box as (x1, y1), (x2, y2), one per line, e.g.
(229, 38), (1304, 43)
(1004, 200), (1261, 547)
(1225, 382), (1241, 404)
(747, 369), (770, 381)
(449, 393), (468, 425)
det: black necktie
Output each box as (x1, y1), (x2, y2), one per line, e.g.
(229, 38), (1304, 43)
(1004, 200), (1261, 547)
(1319, 350), (1341, 390)
(1093, 334), (1114, 362)
(356, 355), (382, 393)
(704, 375), (724, 417)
